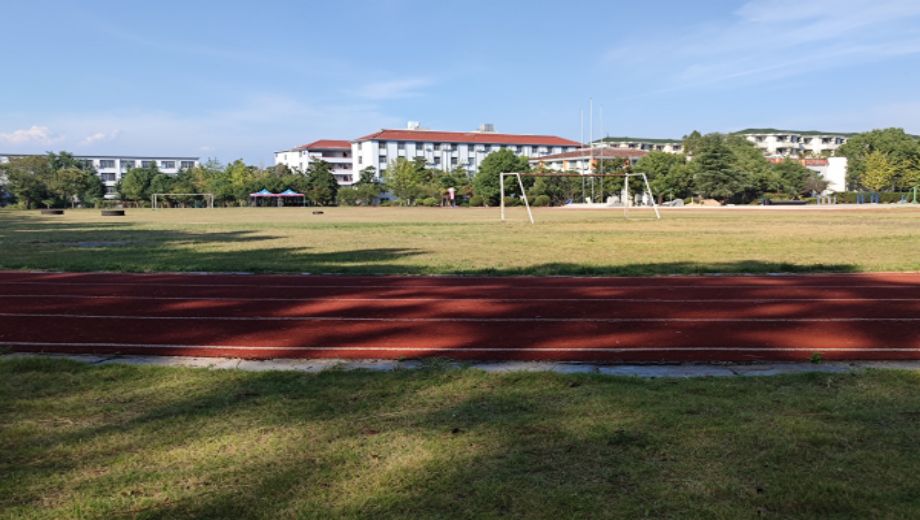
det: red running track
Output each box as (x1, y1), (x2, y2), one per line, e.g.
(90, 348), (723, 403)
(0, 270), (918, 362)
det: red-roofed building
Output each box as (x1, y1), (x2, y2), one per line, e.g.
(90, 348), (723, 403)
(353, 122), (580, 175)
(275, 139), (354, 184)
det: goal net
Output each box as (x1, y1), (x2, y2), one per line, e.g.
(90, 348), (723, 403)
(151, 193), (215, 209)
(499, 173), (660, 223)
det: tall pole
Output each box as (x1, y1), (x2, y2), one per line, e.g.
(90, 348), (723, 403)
(589, 98), (593, 203)
(499, 173), (505, 221)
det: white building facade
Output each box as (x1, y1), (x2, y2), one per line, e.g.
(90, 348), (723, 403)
(274, 140), (354, 184)
(742, 131), (849, 158)
(596, 138), (683, 154)
(352, 124), (580, 178)
(530, 147), (648, 172)
(0, 153), (199, 198)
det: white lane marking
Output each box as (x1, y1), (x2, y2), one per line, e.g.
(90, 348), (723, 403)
(0, 294), (918, 303)
(0, 281), (915, 290)
(2, 341), (919, 353)
(0, 312), (918, 323)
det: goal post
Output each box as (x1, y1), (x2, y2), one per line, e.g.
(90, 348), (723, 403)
(499, 172), (660, 223)
(151, 193), (215, 209)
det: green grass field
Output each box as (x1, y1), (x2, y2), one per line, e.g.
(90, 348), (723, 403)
(1, 206), (918, 275)
(3, 358), (920, 519)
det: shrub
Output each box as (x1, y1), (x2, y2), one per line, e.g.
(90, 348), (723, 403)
(468, 195), (484, 207)
(418, 197), (439, 207)
(503, 196), (522, 207)
(532, 194), (551, 207)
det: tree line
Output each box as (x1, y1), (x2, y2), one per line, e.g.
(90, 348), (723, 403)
(0, 153), (104, 208)
(2, 128), (916, 209)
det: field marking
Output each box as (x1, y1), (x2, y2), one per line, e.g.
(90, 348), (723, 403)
(1, 312), (918, 323)
(0, 293), (918, 303)
(0, 281), (916, 290)
(2, 341), (919, 353)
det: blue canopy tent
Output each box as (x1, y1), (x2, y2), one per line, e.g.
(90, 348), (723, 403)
(249, 188), (306, 207)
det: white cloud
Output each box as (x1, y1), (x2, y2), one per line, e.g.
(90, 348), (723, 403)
(80, 130), (121, 146)
(0, 125), (60, 145)
(351, 77), (434, 100)
(0, 96), (402, 164)
(603, 0), (920, 93)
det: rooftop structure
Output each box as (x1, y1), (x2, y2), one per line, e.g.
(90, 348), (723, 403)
(274, 140), (353, 184)
(352, 122), (580, 176)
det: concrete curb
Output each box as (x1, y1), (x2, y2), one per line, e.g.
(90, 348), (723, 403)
(6, 352), (920, 378)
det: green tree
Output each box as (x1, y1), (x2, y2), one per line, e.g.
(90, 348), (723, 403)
(636, 152), (690, 201)
(771, 160), (811, 197)
(226, 159), (259, 202)
(861, 151), (896, 192)
(682, 130), (704, 156)
(692, 134), (748, 203)
(149, 173), (175, 197)
(472, 149), (530, 206)
(2, 156), (54, 208)
(50, 167), (103, 207)
(386, 158), (425, 205)
(357, 166), (378, 185)
(837, 128), (920, 190)
(305, 160), (338, 206)
(117, 165), (158, 203)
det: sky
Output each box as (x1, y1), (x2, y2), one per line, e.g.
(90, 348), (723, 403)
(2, 0), (920, 164)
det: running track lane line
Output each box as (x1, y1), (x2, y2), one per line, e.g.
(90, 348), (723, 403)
(4, 341), (920, 354)
(1, 312), (918, 323)
(0, 280), (914, 290)
(1, 294), (918, 303)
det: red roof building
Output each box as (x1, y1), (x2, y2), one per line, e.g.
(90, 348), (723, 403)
(353, 124), (580, 174)
(275, 139), (354, 185)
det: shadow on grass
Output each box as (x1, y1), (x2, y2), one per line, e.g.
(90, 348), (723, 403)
(0, 212), (865, 276)
(3, 358), (920, 518)
(0, 212), (424, 274)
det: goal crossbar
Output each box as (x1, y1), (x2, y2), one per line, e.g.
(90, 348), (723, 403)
(152, 193), (215, 209)
(499, 172), (660, 223)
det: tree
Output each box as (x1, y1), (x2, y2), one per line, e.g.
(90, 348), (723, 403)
(692, 134), (748, 203)
(357, 166), (378, 185)
(837, 128), (920, 190)
(682, 130), (704, 156)
(636, 152), (690, 201)
(472, 149), (530, 206)
(50, 167), (102, 207)
(861, 151), (896, 192)
(305, 160), (338, 206)
(2, 156), (54, 208)
(386, 158), (425, 205)
(118, 166), (158, 203)
(771, 160), (811, 198)
(803, 170), (830, 195)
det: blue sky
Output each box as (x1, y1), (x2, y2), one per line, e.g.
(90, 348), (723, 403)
(2, 0), (920, 163)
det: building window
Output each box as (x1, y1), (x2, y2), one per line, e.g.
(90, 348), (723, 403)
(121, 160), (136, 170)
(180, 161), (195, 170)
(99, 159), (116, 168)
(101, 172), (116, 182)
(161, 161), (176, 169)
(141, 160), (155, 168)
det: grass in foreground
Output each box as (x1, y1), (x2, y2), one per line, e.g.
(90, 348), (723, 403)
(3, 357), (920, 518)
(0, 207), (918, 275)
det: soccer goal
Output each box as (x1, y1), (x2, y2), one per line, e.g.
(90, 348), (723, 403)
(499, 172), (660, 223)
(151, 193), (215, 209)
